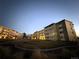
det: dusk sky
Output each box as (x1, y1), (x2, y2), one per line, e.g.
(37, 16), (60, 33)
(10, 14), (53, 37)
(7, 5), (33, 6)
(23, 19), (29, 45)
(0, 0), (79, 36)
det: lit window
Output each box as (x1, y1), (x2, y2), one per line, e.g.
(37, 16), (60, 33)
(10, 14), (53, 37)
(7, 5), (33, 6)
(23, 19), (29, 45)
(12, 37), (16, 39)
(4, 30), (7, 32)
(4, 35), (7, 39)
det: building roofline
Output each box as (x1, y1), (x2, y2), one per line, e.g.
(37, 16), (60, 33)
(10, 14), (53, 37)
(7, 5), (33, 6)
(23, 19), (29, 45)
(0, 25), (21, 34)
(44, 19), (73, 29)
(44, 23), (56, 28)
(56, 19), (73, 24)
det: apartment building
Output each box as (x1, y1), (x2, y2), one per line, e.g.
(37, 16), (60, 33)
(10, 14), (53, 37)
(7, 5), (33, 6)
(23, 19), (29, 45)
(44, 23), (58, 40)
(0, 26), (22, 40)
(44, 19), (77, 41)
(39, 30), (45, 40)
(32, 30), (45, 40)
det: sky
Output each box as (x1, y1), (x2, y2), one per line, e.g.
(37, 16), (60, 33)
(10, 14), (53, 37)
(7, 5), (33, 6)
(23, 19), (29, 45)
(0, 0), (79, 36)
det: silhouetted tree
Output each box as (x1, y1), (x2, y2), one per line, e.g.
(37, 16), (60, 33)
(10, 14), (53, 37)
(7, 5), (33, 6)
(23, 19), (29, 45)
(23, 33), (26, 39)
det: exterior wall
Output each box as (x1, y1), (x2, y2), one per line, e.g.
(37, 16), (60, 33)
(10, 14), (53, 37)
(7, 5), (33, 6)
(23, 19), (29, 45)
(31, 30), (45, 40)
(39, 30), (45, 40)
(31, 31), (39, 40)
(44, 24), (58, 40)
(65, 21), (77, 41)
(27, 34), (32, 40)
(31, 33), (37, 40)
(44, 19), (77, 41)
(56, 20), (69, 41)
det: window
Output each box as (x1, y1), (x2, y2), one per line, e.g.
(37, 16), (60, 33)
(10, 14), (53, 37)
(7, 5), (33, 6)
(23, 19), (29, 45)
(60, 36), (65, 40)
(59, 24), (62, 27)
(45, 33), (49, 35)
(59, 24), (63, 30)
(60, 33), (65, 40)
(46, 37), (49, 39)
(59, 28), (63, 32)
(60, 31), (63, 33)
(60, 36), (63, 38)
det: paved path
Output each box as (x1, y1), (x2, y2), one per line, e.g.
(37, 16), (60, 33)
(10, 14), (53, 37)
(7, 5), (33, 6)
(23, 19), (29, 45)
(15, 45), (75, 51)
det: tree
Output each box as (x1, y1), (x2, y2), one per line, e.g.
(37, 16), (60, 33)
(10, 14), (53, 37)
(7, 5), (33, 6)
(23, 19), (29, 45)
(23, 33), (26, 39)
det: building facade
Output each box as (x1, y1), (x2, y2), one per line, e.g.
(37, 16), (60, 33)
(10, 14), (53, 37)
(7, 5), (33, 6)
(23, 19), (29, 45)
(39, 30), (45, 40)
(32, 30), (45, 40)
(44, 23), (58, 40)
(44, 19), (77, 41)
(0, 26), (22, 40)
